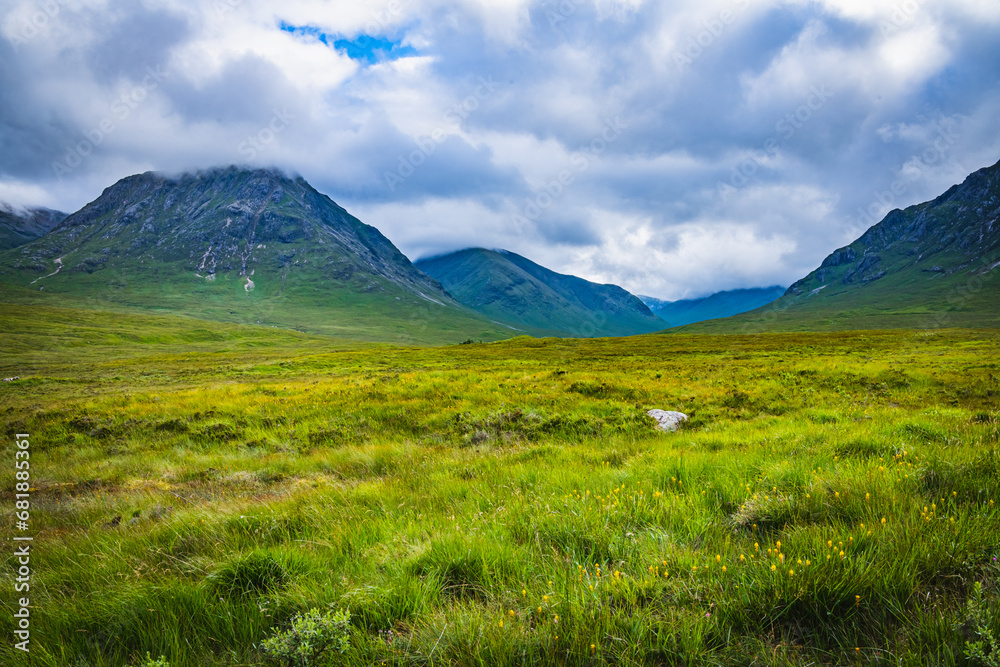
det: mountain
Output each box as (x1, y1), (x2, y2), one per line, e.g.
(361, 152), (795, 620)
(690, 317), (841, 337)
(414, 248), (668, 337)
(640, 286), (786, 326)
(684, 158), (1000, 332)
(0, 167), (514, 343)
(0, 204), (66, 249)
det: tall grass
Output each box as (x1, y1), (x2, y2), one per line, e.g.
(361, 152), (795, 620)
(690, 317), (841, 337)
(1, 316), (999, 665)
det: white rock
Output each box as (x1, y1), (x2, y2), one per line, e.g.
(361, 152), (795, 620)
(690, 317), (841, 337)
(647, 409), (688, 432)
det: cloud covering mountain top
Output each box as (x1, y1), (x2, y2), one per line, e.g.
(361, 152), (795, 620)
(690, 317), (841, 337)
(2, 0), (999, 298)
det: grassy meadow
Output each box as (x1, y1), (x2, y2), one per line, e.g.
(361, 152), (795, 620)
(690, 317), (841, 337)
(1, 304), (1000, 665)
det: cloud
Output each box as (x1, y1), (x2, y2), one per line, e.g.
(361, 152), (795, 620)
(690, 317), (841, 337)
(85, 3), (190, 84)
(1, 0), (999, 298)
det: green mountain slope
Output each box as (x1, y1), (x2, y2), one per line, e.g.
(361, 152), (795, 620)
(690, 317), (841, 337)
(640, 286), (785, 326)
(0, 203), (66, 249)
(683, 158), (1000, 332)
(415, 248), (668, 337)
(0, 167), (514, 343)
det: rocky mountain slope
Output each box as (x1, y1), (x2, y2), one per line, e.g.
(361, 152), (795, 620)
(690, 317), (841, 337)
(0, 203), (66, 249)
(415, 248), (668, 337)
(640, 286), (785, 327)
(0, 167), (512, 343)
(685, 158), (1000, 331)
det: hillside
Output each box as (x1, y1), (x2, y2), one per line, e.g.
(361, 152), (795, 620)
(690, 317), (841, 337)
(415, 248), (667, 337)
(0, 167), (514, 343)
(0, 203), (66, 249)
(683, 158), (1000, 332)
(640, 286), (785, 326)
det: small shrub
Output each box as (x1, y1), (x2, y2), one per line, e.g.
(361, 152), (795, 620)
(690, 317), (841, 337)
(139, 654), (170, 667)
(261, 607), (351, 666)
(962, 582), (1000, 666)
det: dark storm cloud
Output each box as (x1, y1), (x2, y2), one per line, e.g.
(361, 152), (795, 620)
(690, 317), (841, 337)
(0, 38), (80, 177)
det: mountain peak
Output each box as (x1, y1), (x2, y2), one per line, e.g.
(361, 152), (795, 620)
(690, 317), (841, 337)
(415, 248), (666, 337)
(0, 168), (511, 342)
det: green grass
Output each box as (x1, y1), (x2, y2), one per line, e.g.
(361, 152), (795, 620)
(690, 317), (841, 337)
(1, 306), (1000, 665)
(0, 258), (517, 344)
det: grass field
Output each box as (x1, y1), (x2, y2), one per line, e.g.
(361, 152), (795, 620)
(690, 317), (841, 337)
(2, 304), (999, 666)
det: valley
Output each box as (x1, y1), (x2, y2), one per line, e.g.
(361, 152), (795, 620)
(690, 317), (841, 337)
(0, 305), (997, 665)
(4, 3), (1000, 664)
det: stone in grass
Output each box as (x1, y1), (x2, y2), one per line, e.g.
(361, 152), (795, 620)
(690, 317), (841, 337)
(647, 409), (688, 432)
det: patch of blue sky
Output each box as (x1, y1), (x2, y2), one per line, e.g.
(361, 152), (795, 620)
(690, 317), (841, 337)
(280, 22), (416, 63)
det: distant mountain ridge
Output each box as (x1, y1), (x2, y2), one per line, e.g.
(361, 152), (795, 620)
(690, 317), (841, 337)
(0, 167), (513, 343)
(683, 158), (1000, 332)
(415, 248), (667, 337)
(0, 203), (66, 249)
(9, 157), (995, 341)
(640, 286), (785, 326)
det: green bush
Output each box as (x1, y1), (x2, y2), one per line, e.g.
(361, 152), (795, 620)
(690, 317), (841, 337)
(963, 582), (1000, 666)
(261, 607), (351, 666)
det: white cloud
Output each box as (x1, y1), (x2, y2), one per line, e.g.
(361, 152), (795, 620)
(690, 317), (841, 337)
(0, 179), (55, 211)
(346, 197), (520, 261)
(577, 213), (800, 299)
(1, 0), (999, 298)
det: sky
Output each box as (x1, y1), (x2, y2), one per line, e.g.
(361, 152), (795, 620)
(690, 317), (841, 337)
(1, 0), (999, 299)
